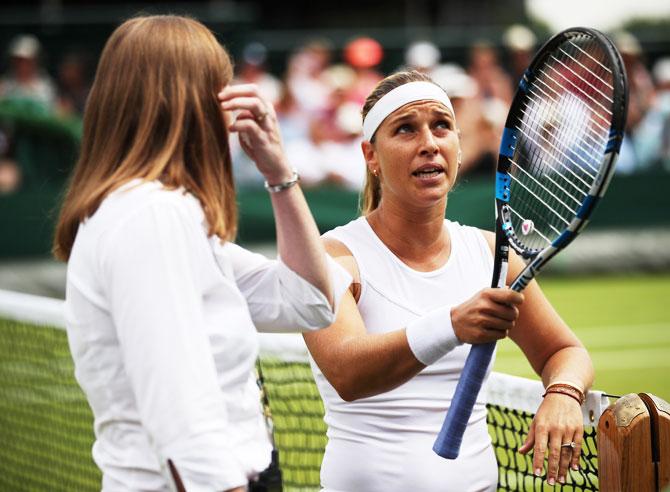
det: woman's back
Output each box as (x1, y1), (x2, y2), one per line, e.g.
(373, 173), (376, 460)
(66, 181), (269, 490)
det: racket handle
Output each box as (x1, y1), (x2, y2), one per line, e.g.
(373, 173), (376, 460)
(432, 341), (496, 459)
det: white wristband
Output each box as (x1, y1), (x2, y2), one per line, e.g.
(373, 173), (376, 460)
(405, 305), (462, 366)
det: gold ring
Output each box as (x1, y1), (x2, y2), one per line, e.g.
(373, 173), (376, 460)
(256, 111), (268, 122)
(561, 441), (576, 449)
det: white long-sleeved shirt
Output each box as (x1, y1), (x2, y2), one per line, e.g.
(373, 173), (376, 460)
(64, 180), (350, 491)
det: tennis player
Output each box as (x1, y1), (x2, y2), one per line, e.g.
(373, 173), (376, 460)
(304, 70), (594, 491)
(53, 15), (350, 492)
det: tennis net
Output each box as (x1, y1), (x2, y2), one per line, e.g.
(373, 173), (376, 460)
(0, 289), (609, 492)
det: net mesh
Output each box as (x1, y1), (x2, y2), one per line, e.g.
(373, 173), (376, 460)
(0, 292), (603, 492)
(259, 359), (600, 492)
(0, 318), (101, 492)
(488, 405), (599, 491)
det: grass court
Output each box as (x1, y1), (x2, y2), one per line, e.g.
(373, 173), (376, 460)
(495, 273), (670, 403)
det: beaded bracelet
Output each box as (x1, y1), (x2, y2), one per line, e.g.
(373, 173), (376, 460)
(264, 170), (300, 193)
(542, 383), (585, 406)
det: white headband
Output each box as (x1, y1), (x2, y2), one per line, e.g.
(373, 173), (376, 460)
(362, 81), (454, 141)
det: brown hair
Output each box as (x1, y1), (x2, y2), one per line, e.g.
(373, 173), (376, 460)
(359, 70), (440, 214)
(53, 15), (236, 260)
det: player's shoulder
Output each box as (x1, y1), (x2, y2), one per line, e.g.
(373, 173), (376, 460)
(323, 235), (352, 257)
(322, 219), (363, 286)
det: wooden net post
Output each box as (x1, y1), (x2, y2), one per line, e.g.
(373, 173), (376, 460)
(597, 393), (670, 491)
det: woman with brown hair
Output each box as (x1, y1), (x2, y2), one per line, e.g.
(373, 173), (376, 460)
(54, 15), (349, 492)
(304, 71), (593, 491)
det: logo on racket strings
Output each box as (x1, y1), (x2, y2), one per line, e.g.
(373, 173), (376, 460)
(521, 219), (534, 236)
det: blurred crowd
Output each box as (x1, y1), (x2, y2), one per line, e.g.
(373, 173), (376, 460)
(1, 25), (670, 195)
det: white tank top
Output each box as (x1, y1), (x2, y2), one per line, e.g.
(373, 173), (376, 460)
(312, 217), (498, 492)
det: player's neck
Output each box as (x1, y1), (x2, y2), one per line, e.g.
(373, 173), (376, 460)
(366, 200), (450, 271)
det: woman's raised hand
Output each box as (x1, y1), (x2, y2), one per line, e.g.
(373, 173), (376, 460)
(218, 84), (293, 184)
(451, 288), (524, 344)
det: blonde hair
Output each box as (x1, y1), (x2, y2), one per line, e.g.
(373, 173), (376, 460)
(360, 70), (441, 215)
(54, 15), (236, 260)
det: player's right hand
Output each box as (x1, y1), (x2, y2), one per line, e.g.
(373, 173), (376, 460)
(450, 288), (524, 344)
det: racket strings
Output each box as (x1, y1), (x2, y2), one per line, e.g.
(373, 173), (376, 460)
(519, 86), (603, 171)
(508, 34), (615, 251)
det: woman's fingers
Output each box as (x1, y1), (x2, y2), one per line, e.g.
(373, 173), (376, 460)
(546, 432), (564, 485)
(557, 440), (574, 484)
(531, 422), (549, 477)
(488, 288), (525, 306)
(220, 96), (273, 123)
(218, 83), (261, 99)
(483, 328), (510, 341)
(518, 421), (535, 455)
(482, 302), (519, 322)
(571, 432), (584, 471)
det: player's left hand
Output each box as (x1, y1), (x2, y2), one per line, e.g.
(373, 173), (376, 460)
(218, 84), (293, 185)
(518, 393), (583, 486)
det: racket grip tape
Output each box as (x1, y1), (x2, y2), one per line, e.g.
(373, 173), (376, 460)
(432, 341), (496, 459)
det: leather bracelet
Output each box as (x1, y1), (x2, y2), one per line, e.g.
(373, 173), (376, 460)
(543, 383), (585, 406)
(264, 170), (300, 193)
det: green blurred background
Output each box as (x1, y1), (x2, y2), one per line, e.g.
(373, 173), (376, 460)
(496, 274), (670, 402)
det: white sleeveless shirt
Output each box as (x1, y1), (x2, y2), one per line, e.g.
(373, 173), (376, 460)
(312, 217), (498, 492)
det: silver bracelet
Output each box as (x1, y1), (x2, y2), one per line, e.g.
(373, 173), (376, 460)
(264, 170), (300, 193)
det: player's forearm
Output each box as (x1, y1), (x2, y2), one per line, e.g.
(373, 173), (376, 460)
(323, 331), (424, 401)
(540, 346), (594, 392)
(270, 184), (333, 308)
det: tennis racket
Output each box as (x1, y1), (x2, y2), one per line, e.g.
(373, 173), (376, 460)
(433, 27), (628, 459)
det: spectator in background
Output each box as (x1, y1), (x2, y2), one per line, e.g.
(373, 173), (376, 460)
(467, 40), (513, 105)
(613, 31), (656, 174)
(55, 51), (92, 116)
(234, 42), (282, 107)
(452, 41), (514, 177)
(0, 121), (20, 194)
(633, 57), (670, 172)
(230, 42), (284, 186)
(651, 58), (670, 172)
(275, 79), (310, 144)
(0, 34), (56, 194)
(282, 37), (384, 192)
(285, 39), (333, 118)
(403, 40), (441, 75)
(502, 24), (537, 83)
(285, 64), (366, 190)
(0, 138), (21, 193)
(0, 34), (56, 110)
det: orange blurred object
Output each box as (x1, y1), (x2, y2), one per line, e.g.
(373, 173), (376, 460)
(344, 37), (383, 69)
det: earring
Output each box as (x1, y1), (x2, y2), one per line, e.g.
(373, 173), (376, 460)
(457, 150), (462, 168)
(372, 169), (379, 177)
